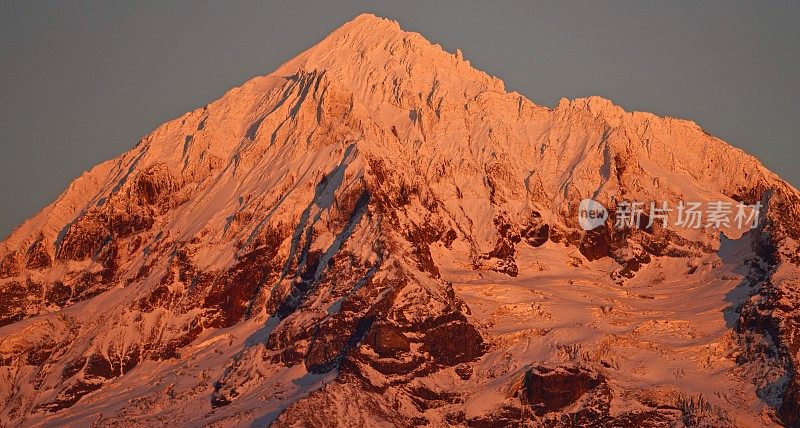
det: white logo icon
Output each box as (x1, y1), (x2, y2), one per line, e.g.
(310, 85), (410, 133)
(578, 199), (608, 230)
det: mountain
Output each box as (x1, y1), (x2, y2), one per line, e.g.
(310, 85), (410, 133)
(1, 13), (800, 427)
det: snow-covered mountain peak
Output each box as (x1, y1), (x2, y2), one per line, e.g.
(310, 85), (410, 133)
(0, 13), (799, 427)
(557, 95), (628, 125)
(286, 13), (507, 103)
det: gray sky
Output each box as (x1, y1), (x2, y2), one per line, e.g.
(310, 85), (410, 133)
(1, 1), (798, 238)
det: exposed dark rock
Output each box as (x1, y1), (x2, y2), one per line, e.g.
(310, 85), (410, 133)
(25, 235), (52, 270)
(107, 207), (155, 239)
(153, 322), (203, 360)
(522, 222), (550, 248)
(202, 231), (283, 327)
(305, 316), (374, 374)
(364, 321), (411, 358)
(0, 280), (40, 327)
(45, 281), (72, 307)
(210, 394), (231, 408)
(780, 380), (800, 425)
(541, 408), (676, 427)
(477, 216), (520, 277)
(270, 347), (306, 366)
(612, 249), (652, 279)
(57, 214), (113, 262)
(25, 343), (55, 366)
(131, 163), (179, 207)
(738, 276), (800, 426)
(455, 364), (473, 380)
(579, 226), (611, 261)
(485, 237), (519, 277)
(61, 357), (87, 381)
(0, 251), (20, 278)
(421, 317), (484, 366)
(467, 406), (529, 427)
(408, 385), (461, 411)
(363, 354), (426, 376)
(520, 365), (605, 416)
(442, 229), (458, 249)
(405, 223), (443, 278)
(40, 381), (103, 413)
(83, 353), (114, 379)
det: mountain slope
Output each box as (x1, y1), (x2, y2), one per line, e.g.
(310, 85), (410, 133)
(1, 13), (799, 427)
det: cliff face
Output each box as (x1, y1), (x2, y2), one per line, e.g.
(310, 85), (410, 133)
(0, 13), (798, 427)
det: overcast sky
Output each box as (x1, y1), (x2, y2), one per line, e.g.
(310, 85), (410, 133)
(1, 1), (798, 238)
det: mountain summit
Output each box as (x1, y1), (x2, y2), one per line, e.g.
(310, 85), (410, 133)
(1, 13), (799, 426)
